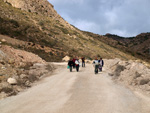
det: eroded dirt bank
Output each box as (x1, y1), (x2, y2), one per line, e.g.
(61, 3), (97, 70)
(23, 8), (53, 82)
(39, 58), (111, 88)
(0, 45), (54, 99)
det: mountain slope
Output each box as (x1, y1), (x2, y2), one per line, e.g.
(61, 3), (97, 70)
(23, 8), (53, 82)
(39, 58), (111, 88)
(103, 33), (150, 62)
(83, 31), (150, 63)
(0, 0), (135, 61)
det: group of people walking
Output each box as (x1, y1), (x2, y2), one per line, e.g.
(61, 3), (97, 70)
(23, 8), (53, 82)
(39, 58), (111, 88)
(68, 56), (104, 74)
(68, 57), (85, 72)
(93, 57), (104, 74)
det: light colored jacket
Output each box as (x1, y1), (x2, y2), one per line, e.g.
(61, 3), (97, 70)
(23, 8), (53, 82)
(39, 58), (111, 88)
(75, 60), (80, 65)
(93, 60), (99, 65)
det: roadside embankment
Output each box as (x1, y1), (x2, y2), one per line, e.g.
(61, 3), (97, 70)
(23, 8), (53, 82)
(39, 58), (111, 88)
(105, 59), (150, 95)
(0, 45), (54, 99)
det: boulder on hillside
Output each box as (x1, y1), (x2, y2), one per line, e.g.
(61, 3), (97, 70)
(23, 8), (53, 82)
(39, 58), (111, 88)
(1, 39), (7, 43)
(7, 78), (17, 85)
(62, 56), (70, 62)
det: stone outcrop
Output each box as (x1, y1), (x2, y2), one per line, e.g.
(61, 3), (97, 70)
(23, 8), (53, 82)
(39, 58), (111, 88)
(7, 78), (17, 85)
(3, 0), (71, 28)
(4, 0), (56, 17)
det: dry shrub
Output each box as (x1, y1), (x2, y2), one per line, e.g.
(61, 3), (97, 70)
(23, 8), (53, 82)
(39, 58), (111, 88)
(114, 65), (126, 76)
(17, 79), (26, 87)
(0, 87), (13, 93)
(134, 71), (141, 79)
(139, 79), (150, 85)
(46, 64), (55, 71)
(28, 74), (39, 82)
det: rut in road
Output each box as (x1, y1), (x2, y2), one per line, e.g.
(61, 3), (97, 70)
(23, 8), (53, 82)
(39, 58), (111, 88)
(0, 63), (147, 113)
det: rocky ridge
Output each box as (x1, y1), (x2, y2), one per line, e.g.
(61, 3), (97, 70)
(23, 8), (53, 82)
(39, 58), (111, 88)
(3, 0), (72, 28)
(84, 31), (150, 63)
(104, 33), (150, 62)
(4, 0), (56, 18)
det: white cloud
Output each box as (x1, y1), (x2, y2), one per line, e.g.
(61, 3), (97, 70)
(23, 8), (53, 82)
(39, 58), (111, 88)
(60, 13), (101, 33)
(74, 20), (100, 32)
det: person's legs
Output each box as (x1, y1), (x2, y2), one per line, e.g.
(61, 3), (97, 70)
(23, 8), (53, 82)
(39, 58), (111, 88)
(70, 66), (72, 72)
(76, 65), (77, 71)
(95, 65), (98, 74)
(83, 62), (85, 67)
(96, 65), (99, 73)
(82, 62), (83, 67)
(100, 68), (102, 71)
(76, 65), (79, 72)
(99, 65), (103, 71)
(73, 63), (75, 68)
(99, 68), (101, 72)
(101, 67), (103, 71)
(95, 65), (96, 73)
(99, 66), (101, 72)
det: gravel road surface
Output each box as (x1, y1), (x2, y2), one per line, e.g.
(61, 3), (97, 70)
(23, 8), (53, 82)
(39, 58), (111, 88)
(0, 63), (150, 113)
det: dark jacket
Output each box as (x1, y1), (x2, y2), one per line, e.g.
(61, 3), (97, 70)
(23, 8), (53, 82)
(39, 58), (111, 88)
(81, 57), (85, 62)
(68, 60), (74, 66)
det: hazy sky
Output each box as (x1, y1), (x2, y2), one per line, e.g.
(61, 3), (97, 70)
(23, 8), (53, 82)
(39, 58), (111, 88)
(48, 0), (150, 37)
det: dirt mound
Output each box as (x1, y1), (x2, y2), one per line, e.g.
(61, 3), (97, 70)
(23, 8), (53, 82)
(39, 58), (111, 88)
(0, 45), (55, 99)
(106, 59), (150, 95)
(1, 45), (46, 67)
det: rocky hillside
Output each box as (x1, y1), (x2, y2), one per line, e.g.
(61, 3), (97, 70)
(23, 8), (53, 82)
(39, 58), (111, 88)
(4, 0), (56, 16)
(84, 31), (150, 63)
(104, 33), (150, 62)
(3, 0), (69, 26)
(0, 0), (136, 61)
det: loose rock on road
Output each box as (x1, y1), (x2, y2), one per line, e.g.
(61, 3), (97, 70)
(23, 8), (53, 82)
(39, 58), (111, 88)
(0, 63), (150, 113)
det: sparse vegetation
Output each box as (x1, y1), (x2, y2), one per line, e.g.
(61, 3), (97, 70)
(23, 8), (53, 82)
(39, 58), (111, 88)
(0, 0), (142, 62)
(139, 79), (149, 85)
(113, 65), (126, 77)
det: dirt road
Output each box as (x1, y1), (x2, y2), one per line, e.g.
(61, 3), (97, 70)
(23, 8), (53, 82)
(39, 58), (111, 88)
(0, 63), (150, 113)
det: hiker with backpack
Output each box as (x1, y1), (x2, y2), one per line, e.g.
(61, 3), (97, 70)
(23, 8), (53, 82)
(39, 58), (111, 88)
(75, 58), (80, 72)
(98, 58), (104, 72)
(93, 57), (99, 74)
(68, 58), (74, 72)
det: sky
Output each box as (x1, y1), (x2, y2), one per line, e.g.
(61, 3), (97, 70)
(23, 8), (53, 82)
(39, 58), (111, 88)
(48, 0), (150, 37)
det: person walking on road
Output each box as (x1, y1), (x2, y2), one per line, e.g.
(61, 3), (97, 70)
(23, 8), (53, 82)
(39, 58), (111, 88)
(98, 58), (104, 72)
(81, 57), (85, 67)
(75, 58), (80, 72)
(93, 57), (99, 74)
(72, 57), (76, 68)
(68, 58), (74, 72)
